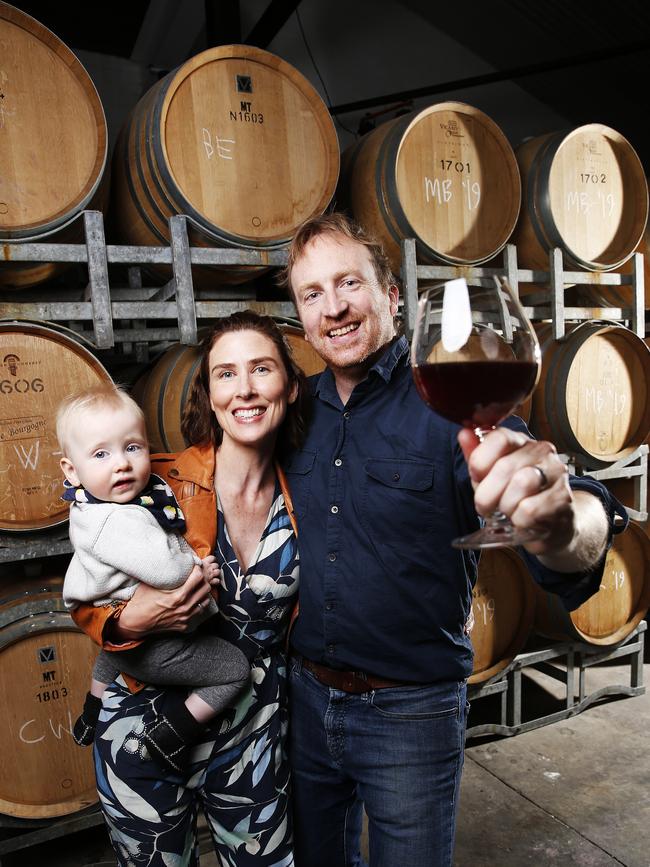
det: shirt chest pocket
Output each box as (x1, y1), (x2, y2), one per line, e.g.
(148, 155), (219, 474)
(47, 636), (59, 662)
(283, 450), (316, 520)
(361, 459), (435, 564)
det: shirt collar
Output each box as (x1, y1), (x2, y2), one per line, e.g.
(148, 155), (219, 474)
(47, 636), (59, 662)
(372, 334), (409, 381)
(313, 335), (409, 402)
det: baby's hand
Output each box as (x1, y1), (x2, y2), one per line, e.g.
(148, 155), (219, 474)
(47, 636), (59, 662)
(201, 554), (221, 584)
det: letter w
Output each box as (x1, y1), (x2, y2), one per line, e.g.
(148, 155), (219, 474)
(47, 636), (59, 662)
(14, 440), (40, 470)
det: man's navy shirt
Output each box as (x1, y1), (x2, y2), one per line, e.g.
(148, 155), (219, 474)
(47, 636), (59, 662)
(283, 335), (628, 684)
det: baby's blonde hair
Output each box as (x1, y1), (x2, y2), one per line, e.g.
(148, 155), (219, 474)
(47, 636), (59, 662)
(56, 383), (145, 456)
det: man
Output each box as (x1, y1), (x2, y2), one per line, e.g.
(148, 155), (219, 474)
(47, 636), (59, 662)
(281, 212), (627, 867)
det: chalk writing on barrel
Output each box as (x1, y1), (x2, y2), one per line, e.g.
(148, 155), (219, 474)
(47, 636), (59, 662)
(202, 127), (236, 160)
(19, 711), (74, 744)
(424, 177), (481, 210)
(12, 439), (40, 470)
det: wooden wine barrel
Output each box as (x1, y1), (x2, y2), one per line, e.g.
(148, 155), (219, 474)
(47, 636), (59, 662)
(0, 573), (99, 819)
(562, 219), (650, 310)
(133, 322), (325, 453)
(0, 321), (113, 531)
(511, 124), (648, 271)
(620, 213), (650, 305)
(111, 44), (339, 286)
(469, 547), (536, 684)
(337, 101), (521, 274)
(0, 2), (108, 289)
(279, 323), (326, 380)
(603, 475), (649, 532)
(529, 322), (650, 468)
(534, 521), (650, 646)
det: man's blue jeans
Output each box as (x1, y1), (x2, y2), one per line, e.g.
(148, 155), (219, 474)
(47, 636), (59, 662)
(289, 656), (469, 867)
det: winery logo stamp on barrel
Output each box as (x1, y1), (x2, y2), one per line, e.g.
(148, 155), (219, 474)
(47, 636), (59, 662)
(439, 119), (463, 138)
(0, 416), (47, 441)
(38, 646), (56, 664)
(0, 377), (44, 394)
(236, 74), (253, 93)
(34, 648), (70, 714)
(1, 353), (44, 393)
(3, 353), (19, 375)
(582, 138), (601, 156)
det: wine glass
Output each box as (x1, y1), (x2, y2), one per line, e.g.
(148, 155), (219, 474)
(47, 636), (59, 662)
(411, 275), (543, 549)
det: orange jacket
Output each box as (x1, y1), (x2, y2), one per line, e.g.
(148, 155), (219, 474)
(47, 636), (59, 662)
(71, 443), (298, 691)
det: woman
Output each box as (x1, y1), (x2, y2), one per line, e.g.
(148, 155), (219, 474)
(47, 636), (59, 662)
(72, 310), (309, 866)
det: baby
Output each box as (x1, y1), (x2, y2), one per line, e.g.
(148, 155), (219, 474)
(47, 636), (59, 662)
(57, 383), (250, 774)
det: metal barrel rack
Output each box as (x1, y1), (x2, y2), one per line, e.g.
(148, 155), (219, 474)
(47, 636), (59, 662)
(0, 809), (106, 866)
(1, 210), (296, 352)
(400, 238), (646, 340)
(466, 621), (646, 740)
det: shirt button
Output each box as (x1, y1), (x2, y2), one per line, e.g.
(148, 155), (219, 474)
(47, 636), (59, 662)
(343, 411), (351, 419)
(330, 505), (339, 514)
(328, 552), (337, 562)
(334, 458), (343, 467)
(325, 602), (333, 611)
(393, 473), (400, 481)
(327, 644), (335, 654)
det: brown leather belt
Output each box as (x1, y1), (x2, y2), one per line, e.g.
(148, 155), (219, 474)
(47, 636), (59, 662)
(300, 656), (407, 694)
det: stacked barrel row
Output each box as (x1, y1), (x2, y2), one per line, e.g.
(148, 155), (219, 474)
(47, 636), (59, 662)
(1, 1), (649, 291)
(0, 1), (343, 823)
(0, 4), (340, 290)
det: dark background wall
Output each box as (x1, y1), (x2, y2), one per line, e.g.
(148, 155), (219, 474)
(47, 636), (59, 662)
(6, 0), (650, 169)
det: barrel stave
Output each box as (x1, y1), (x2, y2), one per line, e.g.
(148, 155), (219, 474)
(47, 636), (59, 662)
(0, 322), (113, 531)
(0, 571), (99, 819)
(469, 547), (536, 684)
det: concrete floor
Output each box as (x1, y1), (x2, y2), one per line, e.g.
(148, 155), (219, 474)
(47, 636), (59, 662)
(457, 665), (650, 867)
(1, 639), (648, 866)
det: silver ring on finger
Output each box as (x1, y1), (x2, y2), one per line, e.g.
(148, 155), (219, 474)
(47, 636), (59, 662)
(196, 600), (203, 611)
(532, 465), (549, 492)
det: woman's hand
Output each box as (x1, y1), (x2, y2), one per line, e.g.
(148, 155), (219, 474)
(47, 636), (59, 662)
(114, 566), (214, 641)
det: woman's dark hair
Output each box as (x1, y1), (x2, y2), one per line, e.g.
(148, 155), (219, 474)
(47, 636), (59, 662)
(181, 310), (310, 456)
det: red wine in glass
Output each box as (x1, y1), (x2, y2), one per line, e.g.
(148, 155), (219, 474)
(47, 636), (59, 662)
(411, 277), (542, 549)
(412, 359), (539, 430)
